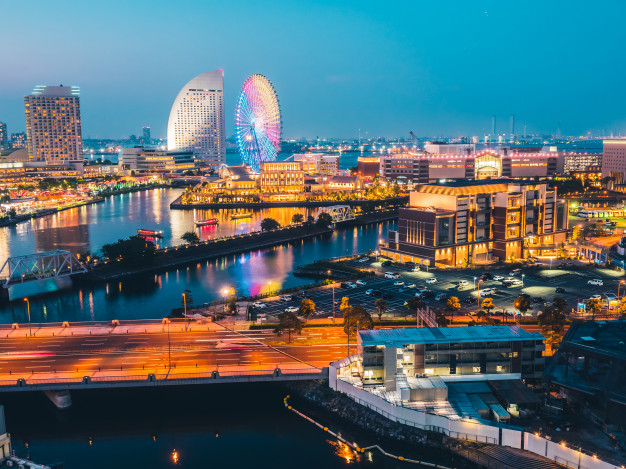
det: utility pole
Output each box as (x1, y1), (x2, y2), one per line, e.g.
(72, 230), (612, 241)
(167, 318), (171, 370)
(23, 298), (31, 337)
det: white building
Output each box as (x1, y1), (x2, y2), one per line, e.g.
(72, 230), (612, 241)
(293, 153), (339, 175)
(601, 139), (626, 188)
(24, 85), (83, 170)
(167, 70), (225, 168)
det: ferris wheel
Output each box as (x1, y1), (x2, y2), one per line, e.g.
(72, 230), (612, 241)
(235, 74), (281, 172)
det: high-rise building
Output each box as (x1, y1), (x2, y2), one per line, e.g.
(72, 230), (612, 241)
(10, 132), (27, 149)
(24, 85), (83, 165)
(167, 70), (225, 167)
(601, 140), (626, 189)
(0, 123), (7, 149)
(142, 126), (151, 145)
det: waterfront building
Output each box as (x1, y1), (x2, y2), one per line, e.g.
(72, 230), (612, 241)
(601, 139), (626, 190)
(167, 70), (225, 168)
(142, 126), (151, 145)
(381, 150), (564, 183)
(24, 85), (83, 170)
(293, 153), (339, 176)
(380, 179), (568, 266)
(0, 123), (7, 149)
(201, 165), (257, 196)
(259, 161), (305, 193)
(423, 142), (475, 155)
(120, 147), (194, 174)
(324, 175), (362, 192)
(10, 132), (26, 149)
(545, 320), (626, 424)
(358, 326), (545, 388)
(357, 156), (381, 180)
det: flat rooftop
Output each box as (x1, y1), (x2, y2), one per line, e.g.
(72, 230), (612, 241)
(561, 320), (626, 362)
(359, 325), (544, 347)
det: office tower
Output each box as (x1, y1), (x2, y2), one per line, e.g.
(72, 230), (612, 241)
(10, 132), (27, 149)
(510, 115), (515, 136)
(601, 140), (626, 188)
(167, 70), (225, 167)
(491, 116), (496, 136)
(24, 85), (83, 165)
(142, 126), (151, 145)
(0, 123), (7, 149)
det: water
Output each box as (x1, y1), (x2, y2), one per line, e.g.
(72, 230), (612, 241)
(0, 188), (393, 323)
(1, 385), (462, 469)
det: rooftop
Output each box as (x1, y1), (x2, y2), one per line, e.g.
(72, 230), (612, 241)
(560, 320), (626, 362)
(358, 325), (544, 347)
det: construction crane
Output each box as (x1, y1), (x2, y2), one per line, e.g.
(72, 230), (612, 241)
(409, 131), (422, 151)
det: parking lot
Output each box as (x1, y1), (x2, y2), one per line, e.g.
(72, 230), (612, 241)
(250, 257), (625, 321)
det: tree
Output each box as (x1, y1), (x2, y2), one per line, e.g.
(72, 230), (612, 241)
(299, 298), (316, 320)
(316, 212), (333, 228)
(101, 236), (156, 264)
(475, 310), (495, 325)
(375, 298), (387, 321)
(481, 298), (495, 315)
(538, 305), (568, 351)
(405, 296), (425, 314)
(551, 297), (569, 314)
(339, 296), (351, 318)
(446, 296), (461, 324)
(291, 213), (304, 224)
(587, 298), (602, 320)
(514, 295), (531, 316)
(434, 309), (449, 327)
(343, 304), (373, 337)
(181, 231), (200, 244)
(274, 310), (303, 343)
(261, 218), (281, 231)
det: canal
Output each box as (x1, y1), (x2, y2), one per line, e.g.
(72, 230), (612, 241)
(0, 188), (394, 323)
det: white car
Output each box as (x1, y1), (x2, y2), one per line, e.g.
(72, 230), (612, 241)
(347, 282), (358, 289)
(509, 269), (522, 276)
(365, 289), (374, 295)
(284, 306), (299, 313)
(358, 258), (369, 263)
(457, 280), (468, 286)
(493, 275), (505, 281)
(281, 295), (293, 302)
(394, 280), (405, 286)
(588, 279), (603, 286)
(589, 294), (602, 300)
(356, 280), (366, 286)
(426, 278), (437, 284)
(384, 272), (399, 279)
(480, 288), (496, 296)
(252, 301), (266, 308)
(435, 293), (448, 301)
(406, 283), (416, 289)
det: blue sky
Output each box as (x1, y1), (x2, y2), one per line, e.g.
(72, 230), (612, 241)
(1, 0), (624, 139)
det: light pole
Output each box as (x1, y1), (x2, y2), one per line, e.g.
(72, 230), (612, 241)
(522, 274), (525, 287)
(268, 281), (272, 297)
(182, 292), (187, 319)
(166, 318), (171, 370)
(477, 279), (483, 314)
(619, 280), (626, 299)
(23, 298), (31, 337)
(328, 270), (335, 323)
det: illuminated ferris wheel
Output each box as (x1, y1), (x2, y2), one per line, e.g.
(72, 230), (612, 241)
(235, 74), (281, 172)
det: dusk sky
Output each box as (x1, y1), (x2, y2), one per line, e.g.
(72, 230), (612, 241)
(1, 0), (625, 140)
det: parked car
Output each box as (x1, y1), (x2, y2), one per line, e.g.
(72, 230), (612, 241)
(347, 282), (358, 289)
(493, 275), (505, 281)
(555, 287), (565, 293)
(365, 289), (374, 295)
(480, 288), (496, 296)
(340, 282), (351, 288)
(384, 272), (399, 279)
(426, 278), (437, 284)
(281, 295), (293, 302)
(481, 272), (493, 280)
(284, 306), (299, 313)
(252, 301), (266, 308)
(509, 268), (522, 276)
(394, 280), (405, 286)
(457, 280), (469, 286)
(406, 283), (417, 289)
(356, 280), (367, 286)
(420, 290), (435, 299)
(463, 296), (475, 304)
(589, 294), (602, 300)
(588, 279), (603, 286)
(435, 293), (448, 301)
(532, 297), (545, 304)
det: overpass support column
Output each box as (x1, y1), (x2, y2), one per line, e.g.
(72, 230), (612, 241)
(43, 390), (72, 410)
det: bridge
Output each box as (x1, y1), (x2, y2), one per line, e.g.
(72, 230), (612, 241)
(0, 319), (345, 404)
(0, 250), (87, 288)
(314, 205), (355, 223)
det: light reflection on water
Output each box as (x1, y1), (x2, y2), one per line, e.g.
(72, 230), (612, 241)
(0, 188), (394, 323)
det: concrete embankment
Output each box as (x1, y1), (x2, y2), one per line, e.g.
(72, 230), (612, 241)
(0, 198), (106, 228)
(169, 195), (408, 209)
(74, 225), (333, 283)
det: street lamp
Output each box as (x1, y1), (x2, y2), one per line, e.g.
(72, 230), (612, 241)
(522, 274), (525, 287)
(23, 298), (31, 337)
(268, 281), (272, 296)
(222, 288), (229, 315)
(476, 279), (483, 313)
(619, 280), (626, 299)
(328, 270), (335, 322)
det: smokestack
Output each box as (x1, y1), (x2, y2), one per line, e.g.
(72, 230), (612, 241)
(510, 115), (515, 136)
(491, 116), (496, 136)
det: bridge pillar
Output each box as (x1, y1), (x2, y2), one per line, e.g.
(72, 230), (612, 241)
(274, 368), (282, 377)
(43, 390), (72, 410)
(147, 373), (156, 382)
(211, 371), (219, 379)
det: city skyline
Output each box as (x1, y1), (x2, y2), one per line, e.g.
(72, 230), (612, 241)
(1, 1), (625, 140)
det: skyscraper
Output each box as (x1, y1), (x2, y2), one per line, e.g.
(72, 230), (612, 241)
(142, 126), (151, 145)
(167, 70), (225, 167)
(24, 85), (83, 165)
(0, 123), (7, 149)
(10, 132), (27, 149)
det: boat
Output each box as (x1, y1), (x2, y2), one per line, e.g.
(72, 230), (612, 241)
(136, 229), (164, 238)
(195, 218), (219, 226)
(230, 212), (252, 220)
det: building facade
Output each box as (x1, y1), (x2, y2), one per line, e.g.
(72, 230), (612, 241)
(381, 180), (568, 266)
(0, 123), (7, 149)
(259, 161), (305, 193)
(10, 133), (26, 149)
(142, 126), (151, 145)
(293, 153), (339, 175)
(24, 85), (83, 167)
(120, 147), (194, 173)
(167, 70), (225, 167)
(563, 152), (602, 174)
(601, 140), (626, 188)
(358, 326), (545, 388)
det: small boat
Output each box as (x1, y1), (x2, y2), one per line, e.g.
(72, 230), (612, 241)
(195, 218), (219, 226)
(230, 211), (252, 220)
(136, 229), (164, 238)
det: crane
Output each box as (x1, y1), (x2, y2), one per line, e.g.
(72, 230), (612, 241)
(409, 131), (422, 151)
